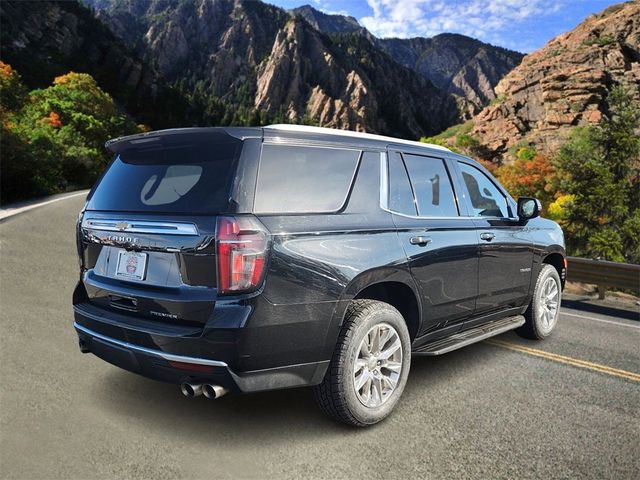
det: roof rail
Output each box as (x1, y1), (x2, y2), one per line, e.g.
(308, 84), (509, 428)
(265, 124), (450, 152)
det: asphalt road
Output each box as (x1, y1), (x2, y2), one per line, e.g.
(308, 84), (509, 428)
(1, 196), (639, 479)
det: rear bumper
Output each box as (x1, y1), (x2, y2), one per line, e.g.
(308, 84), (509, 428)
(74, 321), (329, 393)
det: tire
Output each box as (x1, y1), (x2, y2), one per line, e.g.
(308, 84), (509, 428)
(516, 264), (562, 340)
(313, 299), (411, 427)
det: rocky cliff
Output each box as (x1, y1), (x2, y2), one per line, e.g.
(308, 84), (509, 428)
(254, 19), (457, 136)
(462, 1), (640, 160)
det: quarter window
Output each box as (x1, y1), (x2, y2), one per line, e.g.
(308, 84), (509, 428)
(458, 162), (510, 218)
(402, 154), (459, 217)
(254, 145), (360, 214)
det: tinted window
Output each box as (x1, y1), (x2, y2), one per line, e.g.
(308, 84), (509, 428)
(254, 145), (360, 214)
(388, 152), (417, 216)
(458, 162), (510, 218)
(87, 137), (241, 214)
(403, 154), (458, 217)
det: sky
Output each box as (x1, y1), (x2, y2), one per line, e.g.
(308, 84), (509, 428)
(268, 0), (620, 52)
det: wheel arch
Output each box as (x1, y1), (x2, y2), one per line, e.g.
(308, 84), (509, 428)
(332, 268), (422, 341)
(541, 250), (566, 288)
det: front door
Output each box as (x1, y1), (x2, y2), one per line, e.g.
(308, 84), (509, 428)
(385, 151), (478, 336)
(455, 161), (534, 315)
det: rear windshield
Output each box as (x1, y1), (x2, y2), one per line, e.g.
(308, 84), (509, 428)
(86, 138), (241, 214)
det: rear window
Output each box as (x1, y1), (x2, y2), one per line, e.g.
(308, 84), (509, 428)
(86, 138), (241, 214)
(254, 144), (361, 214)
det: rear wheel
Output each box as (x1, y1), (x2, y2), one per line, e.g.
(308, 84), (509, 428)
(517, 264), (562, 340)
(313, 299), (411, 427)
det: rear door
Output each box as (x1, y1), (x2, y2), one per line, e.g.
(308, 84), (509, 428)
(453, 160), (534, 315)
(76, 132), (244, 327)
(385, 150), (478, 336)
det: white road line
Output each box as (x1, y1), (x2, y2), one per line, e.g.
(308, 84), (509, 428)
(561, 310), (640, 330)
(0, 190), (88, 221)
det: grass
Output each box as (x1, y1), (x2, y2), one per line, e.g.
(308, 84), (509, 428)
(583, 36), (616, 47)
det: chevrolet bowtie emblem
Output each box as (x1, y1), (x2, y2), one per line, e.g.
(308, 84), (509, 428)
(115, 222), (129, 231)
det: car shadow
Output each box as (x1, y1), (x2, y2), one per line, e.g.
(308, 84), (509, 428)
(561, 296), (639, 321)
(90, 341), (500, 444)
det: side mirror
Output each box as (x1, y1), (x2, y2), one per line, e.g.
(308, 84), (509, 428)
(517, 197), (541, 220)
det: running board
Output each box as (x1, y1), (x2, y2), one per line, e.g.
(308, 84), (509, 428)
(412, 315), (525, 356)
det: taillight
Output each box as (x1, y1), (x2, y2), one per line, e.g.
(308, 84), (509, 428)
(216, 216), (269, 295)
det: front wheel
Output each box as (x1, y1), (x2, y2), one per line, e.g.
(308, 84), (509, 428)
(313, 300), (411, 427)
(516, 264), (562, 340)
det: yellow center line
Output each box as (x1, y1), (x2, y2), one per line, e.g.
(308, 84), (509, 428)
(485, 339), (640, 383)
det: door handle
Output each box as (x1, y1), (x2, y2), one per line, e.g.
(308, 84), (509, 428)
(410, 236), (432, 247)
(480, 232), (495, 241)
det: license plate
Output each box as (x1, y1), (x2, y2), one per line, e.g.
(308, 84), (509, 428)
(115, 251), (148, 281)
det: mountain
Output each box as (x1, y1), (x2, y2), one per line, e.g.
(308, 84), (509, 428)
(1, 0), (522, 138)
(291, 5), (362, 33)
(291, 5), (523, 116)
(448, 1), (640, 161)
(377, 35), (524, 117)
(82, 0), (458, 137)
(0, 0), (190, 128)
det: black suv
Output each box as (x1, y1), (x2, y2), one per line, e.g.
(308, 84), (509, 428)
(73, 125), (566, 426)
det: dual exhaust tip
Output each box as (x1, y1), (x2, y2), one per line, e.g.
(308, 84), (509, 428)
(180, 383), (229, 399)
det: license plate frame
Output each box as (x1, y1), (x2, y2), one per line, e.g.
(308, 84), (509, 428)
(115, 250), (148, 281)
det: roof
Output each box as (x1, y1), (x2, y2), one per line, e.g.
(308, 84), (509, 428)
(265, 124), (450, 152)
(105, 124), (451, 154)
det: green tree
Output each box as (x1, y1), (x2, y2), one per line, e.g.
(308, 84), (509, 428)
(1, 66), (139, 203)
(556, 86), (640, 262)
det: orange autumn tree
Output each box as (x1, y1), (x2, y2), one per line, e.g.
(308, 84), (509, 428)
(495, 150), (558, 211)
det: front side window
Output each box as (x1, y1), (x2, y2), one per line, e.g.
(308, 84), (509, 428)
(458, 162), (510, 218)
(254, 144), (360, 214)
(402, 154), (459, 217)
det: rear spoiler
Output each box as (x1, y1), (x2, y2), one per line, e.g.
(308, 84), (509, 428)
(105, 127), (262, 154)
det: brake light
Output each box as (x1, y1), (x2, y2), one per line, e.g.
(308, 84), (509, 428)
(216, 216), (269, 295)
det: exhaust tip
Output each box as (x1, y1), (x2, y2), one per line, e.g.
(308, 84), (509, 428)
(202, 384), (229, 399)
(78, 339), (90, 354)
(180, 383), (203, 397)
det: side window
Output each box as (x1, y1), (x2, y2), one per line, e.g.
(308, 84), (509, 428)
(403, 154), (459, 217)
(458, 162), (510, 218)
(388, 152), (418, 216)
(254, 144), (360, 214)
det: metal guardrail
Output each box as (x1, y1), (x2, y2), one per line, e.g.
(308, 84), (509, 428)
(567, 257), (640, 298)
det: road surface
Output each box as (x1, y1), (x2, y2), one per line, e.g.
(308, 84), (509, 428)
(1, 195), (638, 479)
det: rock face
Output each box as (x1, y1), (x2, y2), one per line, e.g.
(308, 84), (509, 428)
(467, 2), (640, 159)
(254, 18), (457, 136)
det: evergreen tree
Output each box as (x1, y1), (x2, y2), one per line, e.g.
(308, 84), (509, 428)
(557, 86), (640, 262)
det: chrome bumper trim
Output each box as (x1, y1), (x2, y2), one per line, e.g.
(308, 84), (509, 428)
(81, 218), (198, 236)
(74, 322), (228, 368)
